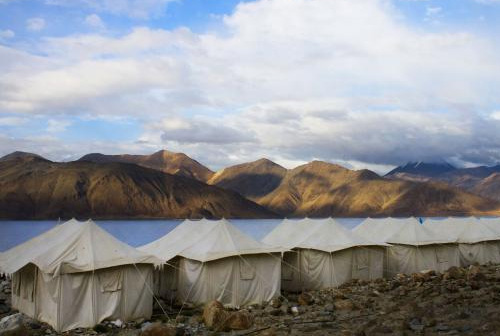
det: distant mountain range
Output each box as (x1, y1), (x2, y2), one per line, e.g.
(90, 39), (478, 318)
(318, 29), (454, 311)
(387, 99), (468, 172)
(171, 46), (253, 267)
(208, 159), (498, 217)
(0, 153), (273, 219)
(1, 150), (499, 219)
(386, 161), (500, 201)
(79, 150), (214, 182)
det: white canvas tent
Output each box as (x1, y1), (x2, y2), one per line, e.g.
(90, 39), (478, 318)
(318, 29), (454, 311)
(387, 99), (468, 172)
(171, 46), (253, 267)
(426, 217), (500, 266)
(262, 218), (386, 292)
(352, 217), (417, 243)
(381, 218), (461, 276)
(0, 219), (158, 332)
(139, 218), (283, 308)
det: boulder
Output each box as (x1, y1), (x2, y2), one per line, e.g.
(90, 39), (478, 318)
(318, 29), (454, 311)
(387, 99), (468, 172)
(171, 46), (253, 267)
(202, 301), (229, 330)
(224, 310), (253, 330)
(202, 301), (253, 331)
(140, 322), (177, 336)
(0, 314), (29, 336)
(443, 266), (464, 280)
(467, 265), (486, 281)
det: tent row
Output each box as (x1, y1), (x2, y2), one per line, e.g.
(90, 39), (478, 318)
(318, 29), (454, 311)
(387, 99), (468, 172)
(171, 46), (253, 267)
(2, 217), (500, 332)
(0, 218), (285, 332)
(353, 217), (500, 277)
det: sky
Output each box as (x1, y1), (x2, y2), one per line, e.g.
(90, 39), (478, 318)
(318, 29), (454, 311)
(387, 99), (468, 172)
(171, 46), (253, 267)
(0, 0), (500, 174)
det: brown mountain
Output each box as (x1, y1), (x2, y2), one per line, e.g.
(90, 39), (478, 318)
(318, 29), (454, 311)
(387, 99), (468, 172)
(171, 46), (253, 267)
(0, 151), (46, 162)
(211, 160), (500, 217)
(470, 173), (500, 201)
(0, 155), (275, 219)
(79, 149), (214, 182)
(208, 158), (287, 199)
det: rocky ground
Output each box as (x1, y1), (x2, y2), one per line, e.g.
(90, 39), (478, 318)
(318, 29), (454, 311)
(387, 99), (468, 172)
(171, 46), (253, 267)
(2, 264), (500, 335)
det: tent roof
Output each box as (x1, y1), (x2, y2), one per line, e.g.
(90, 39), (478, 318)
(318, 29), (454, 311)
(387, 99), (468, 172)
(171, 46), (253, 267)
(0, 219), (159, 275)
(425, 217), (499, 243)
(352, 217), (418, 243)
(262, 218), (386, 253)
(139, 218), (284, 263)
(385, 219), (456, 245)
(478, 218), (500, 238)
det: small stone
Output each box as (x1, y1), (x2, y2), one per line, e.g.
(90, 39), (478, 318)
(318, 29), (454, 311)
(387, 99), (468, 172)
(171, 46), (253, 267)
(324, 303), (334, 312)
(334, 299), (354, 311)
(94, 323), (110, 333)
(28, 321), (41, 330)
(298, 292), (314, 306)
(408, 318), (425, 332)
(264, 306), (281, 316)
(280, 303), (289, 315)
(111, 319), (124, 328)
(0, 304), (9, 315)
(435, 324), (450, 332)
(270, 298), (282, 308)
(291, 306), (300, 316)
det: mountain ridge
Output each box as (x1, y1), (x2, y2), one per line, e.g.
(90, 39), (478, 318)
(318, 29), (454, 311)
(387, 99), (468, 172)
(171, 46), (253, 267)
(2, 151), (500, 218)
(387, 161), (500, 201)
(0, 156), (275, 219)
(210, 159), (500, 217)
(78, 149), (214, 182)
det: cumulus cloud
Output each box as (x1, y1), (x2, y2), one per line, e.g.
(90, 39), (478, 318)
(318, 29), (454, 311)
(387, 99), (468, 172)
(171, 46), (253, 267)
(425, 6), (442, 23)
(26, 17), (46, 31)
(84, 14), (105, 29)
(158, 117), (256, 144)
(46, 119), (71, 133)
(1, 0), (500, 170)
(0, 29), (14, 40)
(0, 116), (27, 126)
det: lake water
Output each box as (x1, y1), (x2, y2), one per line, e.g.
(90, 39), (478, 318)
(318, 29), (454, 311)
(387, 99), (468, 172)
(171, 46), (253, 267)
(0, 218), (365, 252)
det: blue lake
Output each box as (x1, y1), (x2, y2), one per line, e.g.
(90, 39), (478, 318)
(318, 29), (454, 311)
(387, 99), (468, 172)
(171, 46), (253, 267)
(0, 218), (365, 252)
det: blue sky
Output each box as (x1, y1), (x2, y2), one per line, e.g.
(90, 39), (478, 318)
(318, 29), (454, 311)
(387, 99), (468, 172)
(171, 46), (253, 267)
(0, 0), (500, 172)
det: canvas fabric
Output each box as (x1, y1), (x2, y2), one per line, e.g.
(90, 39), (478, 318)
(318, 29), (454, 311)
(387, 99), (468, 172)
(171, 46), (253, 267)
(353, 217), (420, 243)
(386, 244), (460, 277)
(0, 219), (159, 275)
(11, 264), (153, 332)
(174, 254), (281, 308)
(280, 246), (384, 292)
(3, 219), (158, 332)
(140, 219), (284, 307)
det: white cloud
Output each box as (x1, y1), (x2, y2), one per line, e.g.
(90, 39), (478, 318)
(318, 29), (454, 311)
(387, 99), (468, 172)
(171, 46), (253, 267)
(46, 119), (71, 133)
(26, 18), (46, 31)
(1, 0), (500, 169)
(0, 29), (14, 40)
(426, 6), (442, 15)
(0, 116), (28, 126)
(84, 14), (105, 29)
(490, 111), (500, 120)
(424, 6), (442, 24)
